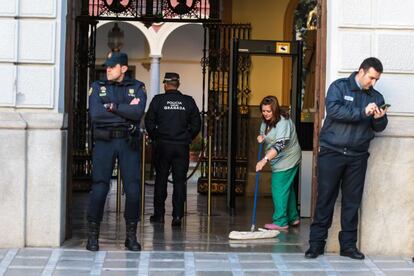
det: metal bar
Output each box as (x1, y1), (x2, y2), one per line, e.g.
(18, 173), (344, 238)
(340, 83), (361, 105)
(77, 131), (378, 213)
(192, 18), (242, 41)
(227, 38), (239, 213)
(207, 135), (212, 216)
(140, 135), (146, 220)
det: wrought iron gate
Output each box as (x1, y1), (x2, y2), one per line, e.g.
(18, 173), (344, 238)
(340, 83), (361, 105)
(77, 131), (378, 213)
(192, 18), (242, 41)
(70, 0), (220, 189)
(197, 23), (251, 195)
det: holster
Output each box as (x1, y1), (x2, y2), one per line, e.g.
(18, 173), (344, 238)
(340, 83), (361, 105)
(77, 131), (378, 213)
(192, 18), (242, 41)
(127, 125), (141, 151)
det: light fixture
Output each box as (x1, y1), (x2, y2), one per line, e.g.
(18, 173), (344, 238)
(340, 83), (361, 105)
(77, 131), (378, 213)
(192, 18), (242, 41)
(107, 23), (124, 52)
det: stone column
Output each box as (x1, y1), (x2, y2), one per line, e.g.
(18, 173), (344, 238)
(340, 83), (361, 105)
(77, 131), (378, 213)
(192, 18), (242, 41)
(149, 55), (161, 105)
(0, 113), (27, 247)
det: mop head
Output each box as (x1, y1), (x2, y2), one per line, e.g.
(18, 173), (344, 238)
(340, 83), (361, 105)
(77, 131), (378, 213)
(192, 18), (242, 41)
(228, 228), (280, 240)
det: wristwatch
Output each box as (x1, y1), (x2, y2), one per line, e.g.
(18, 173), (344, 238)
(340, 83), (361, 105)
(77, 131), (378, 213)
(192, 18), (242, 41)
(264, 156), (269, 162)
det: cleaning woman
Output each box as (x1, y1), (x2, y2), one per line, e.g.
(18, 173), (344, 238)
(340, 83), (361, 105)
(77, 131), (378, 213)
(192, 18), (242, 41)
(256, 95), (301, 231)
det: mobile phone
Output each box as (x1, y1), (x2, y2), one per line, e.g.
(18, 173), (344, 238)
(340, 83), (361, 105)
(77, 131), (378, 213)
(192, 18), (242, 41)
(380, 103), (391, 110)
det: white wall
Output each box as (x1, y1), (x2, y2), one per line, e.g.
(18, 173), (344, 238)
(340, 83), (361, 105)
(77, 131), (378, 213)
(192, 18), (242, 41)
(326, 0), (414, 255)
(0, 0), (67, 247)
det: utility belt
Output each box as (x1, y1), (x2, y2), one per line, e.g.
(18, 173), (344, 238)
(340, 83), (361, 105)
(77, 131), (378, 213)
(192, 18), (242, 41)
(94, 127), (129, 141)
(94, 126), (140, 151)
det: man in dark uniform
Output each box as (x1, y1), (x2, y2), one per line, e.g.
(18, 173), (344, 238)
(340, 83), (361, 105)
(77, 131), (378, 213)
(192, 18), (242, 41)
(305, 57), (388, 260)
(145, 72), (201, 227)
(86, 51), (147, 251)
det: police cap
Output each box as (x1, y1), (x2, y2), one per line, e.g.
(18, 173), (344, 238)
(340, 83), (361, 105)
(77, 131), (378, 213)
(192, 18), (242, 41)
(163, 72), (180, 83)
(104, 51), (128, 67)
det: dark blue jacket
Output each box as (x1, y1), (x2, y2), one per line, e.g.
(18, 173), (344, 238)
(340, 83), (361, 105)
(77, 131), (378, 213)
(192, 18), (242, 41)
(145, 90), (201, 144)
(89, 78), (147, 129)
(319, 72), (388, 155)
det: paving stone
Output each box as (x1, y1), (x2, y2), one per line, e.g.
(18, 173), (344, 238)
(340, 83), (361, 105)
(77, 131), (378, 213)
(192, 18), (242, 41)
(196, 272), (233, 276)
(194, 253), (228, 260)
(283, 261), (327, 270)
(56, 259), (94, 269)
(10, 257), (49, 267)
(60, 250), (96, 259)
(103, 260), (139, 268)
(289, 272), (327, 276)
(384, 272), (414, 276)
(52, 270), (91, 276)
(150, 252), (185, 260)
(374, 261), (414, 269)
(238, 253), (273, 261)
(239, 262), (277, 270)
(149, 272), (185, 276)
(16, 249), (52, 257)
(195, 261), (231, 271)
(149, 260), (185, 269)
(330, 261), (370, 271)
(244, 272), (282, 276)
(5, 268), (43, 276)
(105, 252), (141, 259)
(101, 271), (139, 276)
(339, 272), (376, 276)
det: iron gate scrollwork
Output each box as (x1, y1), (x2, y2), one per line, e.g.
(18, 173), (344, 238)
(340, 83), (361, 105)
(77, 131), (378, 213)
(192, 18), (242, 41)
(86, 0), (219, 22)
(198, 23), (251, 195)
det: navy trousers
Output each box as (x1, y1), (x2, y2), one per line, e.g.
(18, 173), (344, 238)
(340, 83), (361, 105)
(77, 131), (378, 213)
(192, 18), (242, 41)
(87, 138), (141, 223)
(309, 147), (369, 249)
(153, 142), (189, 218)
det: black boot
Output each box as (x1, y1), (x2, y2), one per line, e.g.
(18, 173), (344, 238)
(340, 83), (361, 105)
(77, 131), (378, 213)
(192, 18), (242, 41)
(125, 222), (141, 251)
(86, 221), (100, 251)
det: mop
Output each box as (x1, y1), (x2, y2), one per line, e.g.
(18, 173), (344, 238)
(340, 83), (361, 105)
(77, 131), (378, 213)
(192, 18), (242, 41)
(228, 143), (280, 240)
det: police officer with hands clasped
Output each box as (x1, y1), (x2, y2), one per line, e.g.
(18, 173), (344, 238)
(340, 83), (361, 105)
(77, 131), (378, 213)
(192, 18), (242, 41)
(145, 72), (201, 227)
(86, 51), (147, 251)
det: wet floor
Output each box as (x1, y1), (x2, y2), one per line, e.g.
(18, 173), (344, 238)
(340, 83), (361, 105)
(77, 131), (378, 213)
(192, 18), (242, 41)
(1, 170), (413, 275)
(65, 169), (310, 253)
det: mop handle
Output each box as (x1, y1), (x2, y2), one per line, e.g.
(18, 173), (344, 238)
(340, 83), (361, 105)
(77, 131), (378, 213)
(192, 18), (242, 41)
(251, 142), (263, 231)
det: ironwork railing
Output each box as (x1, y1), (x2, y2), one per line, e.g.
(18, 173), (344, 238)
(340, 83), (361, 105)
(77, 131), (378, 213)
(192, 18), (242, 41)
(84, 0), (219, 22)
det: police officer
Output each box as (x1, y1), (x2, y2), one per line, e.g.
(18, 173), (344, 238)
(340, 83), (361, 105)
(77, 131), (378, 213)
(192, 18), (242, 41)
(145, 72), (201, 227)
(86, 51), (147, 251)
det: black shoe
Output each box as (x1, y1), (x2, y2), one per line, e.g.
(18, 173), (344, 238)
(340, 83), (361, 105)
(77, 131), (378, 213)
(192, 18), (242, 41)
(86, 221), (100, 251)
(125, 222), (141, 251)
(305, 246), (324, 259)
(150, 215), (165, 224)
(171, 217), (182, 227)
(340, 247), (365, 260)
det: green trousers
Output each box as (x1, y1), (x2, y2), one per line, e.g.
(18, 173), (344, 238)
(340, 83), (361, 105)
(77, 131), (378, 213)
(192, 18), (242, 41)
(271, 165), (299, 226)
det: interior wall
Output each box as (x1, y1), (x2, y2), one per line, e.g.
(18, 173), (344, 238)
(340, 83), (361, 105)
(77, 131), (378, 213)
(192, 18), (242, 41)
(232, 0), (291, 105)
(161, 24), (204, 110)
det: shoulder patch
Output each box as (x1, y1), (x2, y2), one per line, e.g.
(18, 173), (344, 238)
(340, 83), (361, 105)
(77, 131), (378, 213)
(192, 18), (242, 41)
(99, 86), (107, 97)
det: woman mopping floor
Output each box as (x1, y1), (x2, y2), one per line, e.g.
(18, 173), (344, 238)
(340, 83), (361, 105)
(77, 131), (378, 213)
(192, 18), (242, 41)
(255, 95), (302, 231)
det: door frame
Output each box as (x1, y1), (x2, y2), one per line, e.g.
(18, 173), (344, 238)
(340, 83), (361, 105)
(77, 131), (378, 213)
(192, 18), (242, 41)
(311, 0), (327, 217)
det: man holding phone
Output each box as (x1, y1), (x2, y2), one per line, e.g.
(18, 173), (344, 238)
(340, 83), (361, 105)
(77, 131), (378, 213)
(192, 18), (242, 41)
(305, 57), (388, 260)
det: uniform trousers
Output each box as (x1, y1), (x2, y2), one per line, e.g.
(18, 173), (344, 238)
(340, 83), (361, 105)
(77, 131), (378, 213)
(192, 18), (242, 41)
(154, 141), (189, 218)
(309, 147), (369, 249)
(87, 138), (141, 223)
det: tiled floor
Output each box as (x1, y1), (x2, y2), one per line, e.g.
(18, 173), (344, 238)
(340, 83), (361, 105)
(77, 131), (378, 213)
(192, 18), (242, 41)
(1, 169), (413, 275)
(1, 248), (413, 275)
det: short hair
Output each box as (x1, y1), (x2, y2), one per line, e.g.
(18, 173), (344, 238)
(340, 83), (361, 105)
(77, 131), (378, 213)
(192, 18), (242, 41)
(359, 57), (383, 73)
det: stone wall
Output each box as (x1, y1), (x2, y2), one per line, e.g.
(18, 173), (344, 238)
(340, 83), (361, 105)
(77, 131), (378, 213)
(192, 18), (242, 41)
(0, 0), (67, 247)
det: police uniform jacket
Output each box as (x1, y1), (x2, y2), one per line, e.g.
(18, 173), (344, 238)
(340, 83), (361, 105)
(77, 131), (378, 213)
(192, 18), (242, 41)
(319, 72), (388, 156)
(89, 78), (147, 130)
(145, 90), (201, 144)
